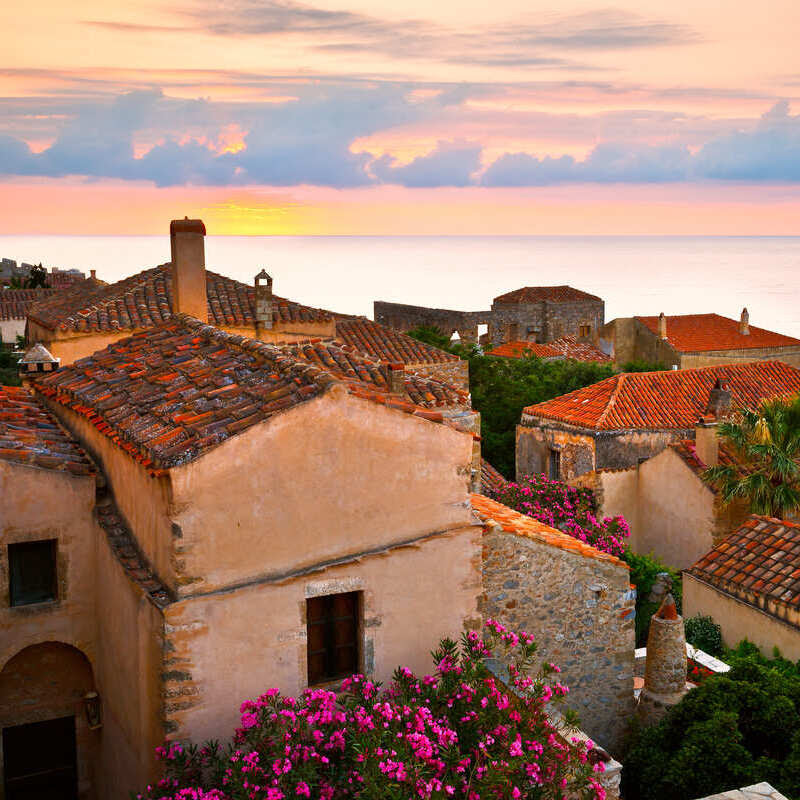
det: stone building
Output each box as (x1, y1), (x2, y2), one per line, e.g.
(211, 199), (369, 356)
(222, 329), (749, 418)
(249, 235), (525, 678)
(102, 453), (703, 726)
(473, 493), (634, 754)
(516, 362), (800, 482)
(684, 516), (800, 661)
(572, 414), (750, 569)
(374, 284), (604, 347)
(0, 289), (58, 345)
(1, 220), (488, 799)
(601, 311), (800, 370)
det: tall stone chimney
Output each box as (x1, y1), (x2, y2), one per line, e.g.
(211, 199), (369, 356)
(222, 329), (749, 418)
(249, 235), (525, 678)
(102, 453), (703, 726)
(739, 307), (750, 336)
(695, 419), (719, 467)
(705, 377), (731, 420)
(170, 218), (207, 322)
(658, 312), (667, 340)
(254, 269), (274, 336)
(387, 363), (405, 394)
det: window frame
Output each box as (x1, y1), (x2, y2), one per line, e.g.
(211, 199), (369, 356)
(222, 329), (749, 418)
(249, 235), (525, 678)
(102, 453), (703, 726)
(8, 539), (58, 608)
(548, 448), (561, 481)
(306, 591), (361, 686)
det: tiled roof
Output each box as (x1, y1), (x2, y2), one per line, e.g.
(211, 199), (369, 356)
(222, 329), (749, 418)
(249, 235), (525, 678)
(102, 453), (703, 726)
(28, 264), (333, 333)
(637, 313), (800, 353)
(35, 316), (469, 471)
(471, 493), (627, 568)
(493, 286), (602, 305)
(688, 515), (800, 613)
(523, 361), (800, 431)
(335, 317), (459, 365)
(670, 439), (739, 484)
(488, 336), (611, 363)
(0, 288), (58, 321)
(480, 459), (507, 495)
(0, 385), (94, 474)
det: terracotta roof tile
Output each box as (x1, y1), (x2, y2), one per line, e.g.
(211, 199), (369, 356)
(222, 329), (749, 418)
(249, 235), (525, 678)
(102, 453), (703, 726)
(28, 264), (333, 333)
(480, 459), (507, 495)
(471, 493), (627, 568)
(637, 313), (800, 353)
(493, 286), (602, 305)
(0, 384), (94, 474)
(488, 336), (611, 363)
(335, 317), (459, 365)
(35, 316), (469, 470)
(689, 515), (800, 613)
(0, 288), (59, 321)
(524, 361), (800, 431)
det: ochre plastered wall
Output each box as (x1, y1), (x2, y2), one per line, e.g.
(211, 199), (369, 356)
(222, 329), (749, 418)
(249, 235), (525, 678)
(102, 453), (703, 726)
(168, 386), (475, 593)
(161, 526), (483, 743)
(683, 575), (800, 661)
(679, 349), (800, 369)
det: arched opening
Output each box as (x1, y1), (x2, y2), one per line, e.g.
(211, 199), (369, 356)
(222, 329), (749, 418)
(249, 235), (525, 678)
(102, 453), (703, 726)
(450, 330), (461, 342)
(0, 643), (97, 800)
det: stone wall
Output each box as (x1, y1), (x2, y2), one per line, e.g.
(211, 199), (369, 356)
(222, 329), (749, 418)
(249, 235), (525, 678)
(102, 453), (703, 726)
(480, 527), (634, 754)
(595, 428), (690, 471)
(374, 301), (490, 343)
(407, 359), (470, 392)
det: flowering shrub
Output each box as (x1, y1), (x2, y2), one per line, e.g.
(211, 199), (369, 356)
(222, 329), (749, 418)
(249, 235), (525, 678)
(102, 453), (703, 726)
(137, 621), (606, 800)
(490, 474), (630, 558)
(686, 659), (715, 686)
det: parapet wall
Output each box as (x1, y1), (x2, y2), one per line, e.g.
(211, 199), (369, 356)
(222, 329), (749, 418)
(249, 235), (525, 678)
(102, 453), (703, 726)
(374, 301), (490, 343)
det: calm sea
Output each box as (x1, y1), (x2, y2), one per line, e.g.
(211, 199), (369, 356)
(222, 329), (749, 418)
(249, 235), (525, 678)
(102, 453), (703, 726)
(1, 235), (799, 338)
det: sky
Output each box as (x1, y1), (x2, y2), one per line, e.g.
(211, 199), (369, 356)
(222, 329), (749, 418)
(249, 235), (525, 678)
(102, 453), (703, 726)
(1, 0), (800, 234)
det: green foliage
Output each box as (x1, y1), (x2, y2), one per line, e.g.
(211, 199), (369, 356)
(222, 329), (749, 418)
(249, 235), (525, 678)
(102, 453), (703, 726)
(405, 325), (454, 352)
(25, 263), (49, 289)
(619, 360), (668, 373)
(0, 347), (20, 386)
(704, 396), (800, 517)
(622, 661), (800, 800)
(685, 614), (724, 657)
(622, 550), (682, 646)
(725, 639), (800, 679)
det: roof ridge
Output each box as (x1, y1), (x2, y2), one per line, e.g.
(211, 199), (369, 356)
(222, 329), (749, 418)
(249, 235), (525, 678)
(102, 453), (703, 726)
(596, 372), (623, 427)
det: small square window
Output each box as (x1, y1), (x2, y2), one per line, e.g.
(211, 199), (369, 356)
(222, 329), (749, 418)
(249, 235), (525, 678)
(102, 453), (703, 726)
(8, 540), (57, 607)
(578, 324), (592, 338)
(306, 592), (360, 685)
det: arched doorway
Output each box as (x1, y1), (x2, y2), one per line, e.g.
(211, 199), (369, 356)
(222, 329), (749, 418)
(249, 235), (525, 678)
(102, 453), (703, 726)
(0, 643), (97, 800)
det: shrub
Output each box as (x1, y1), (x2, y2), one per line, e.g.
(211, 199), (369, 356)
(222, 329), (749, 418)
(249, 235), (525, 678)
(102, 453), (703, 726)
(621, 551), (682, 647)
(622, 661), (800, 800)
(136, 621), (607, 800)
(491, 473), (630, 558)
(685, 615), (724, 657)
(725, 639), (800, 679)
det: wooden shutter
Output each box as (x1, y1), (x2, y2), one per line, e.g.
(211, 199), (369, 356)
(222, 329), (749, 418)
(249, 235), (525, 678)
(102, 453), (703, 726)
(307, 592), (359, 684)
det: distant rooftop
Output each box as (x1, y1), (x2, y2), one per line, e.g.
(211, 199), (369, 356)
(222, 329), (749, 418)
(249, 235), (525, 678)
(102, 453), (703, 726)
(487, 335), (611, 363)
(637, 313), (800, 353)
(493, 286), (602, 305)
(480, 459), (507, 495)
(523, 361), (800, 431)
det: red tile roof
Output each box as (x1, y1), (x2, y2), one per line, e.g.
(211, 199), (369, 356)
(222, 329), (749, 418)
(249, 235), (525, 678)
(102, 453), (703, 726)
(28, 264), (333, 333)
(480, 459), (507, 495)
(637, 313), (800, 353)
(688, 515), (800, 613)
(471, 493), (627, 568)
(523, 361), (800, 431)
(0, 384), (94, 474)
(335, 317), (459, 365)
(0, 288), (58, 321)
(35, 316), (469, 471)
(488, 336), (611, 363)
(493, 286), (602, 305)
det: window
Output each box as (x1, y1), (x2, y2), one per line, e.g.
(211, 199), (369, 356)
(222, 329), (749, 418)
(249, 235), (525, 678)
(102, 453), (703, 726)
(548, 449), (561, 480)
(306, 592), (360, 685)
(8, 540), (57, 607)
(579, 324), (592, 338)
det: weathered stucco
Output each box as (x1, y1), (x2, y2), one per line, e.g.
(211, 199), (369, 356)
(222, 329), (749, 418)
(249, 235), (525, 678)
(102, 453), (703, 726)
(162, 526), (483, 742)
(683, 574), (800, 661)
(480, 528), (634, 755)
(168, 386), (475, 593)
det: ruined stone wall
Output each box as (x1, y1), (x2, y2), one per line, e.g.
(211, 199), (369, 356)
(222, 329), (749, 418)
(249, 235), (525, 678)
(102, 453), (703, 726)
(373, 301), (490, 343)
(481, 529), (634, 755)
(406, 360), (470, 392)
(595, 428), (689, 471)
(489, 299), (604, 344)
(680, 348), (800, 370)
(515, 422), (596, 481)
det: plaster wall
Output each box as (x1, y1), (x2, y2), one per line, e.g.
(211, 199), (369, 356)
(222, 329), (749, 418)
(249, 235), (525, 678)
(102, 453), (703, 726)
(161, 526), (483, 743)
(679, 349), (800, 370)
(571, 468), (640, 542)
(169, 387), (475, 593)
(683, 575), (800, 661)
(25, 322), (134, 366)
(594, 428), (687, 471)
(38, 397), (176, 591)
(515, 423), (595, 481)
(481, 529), (634, 754)
(0, 319), (23, 344)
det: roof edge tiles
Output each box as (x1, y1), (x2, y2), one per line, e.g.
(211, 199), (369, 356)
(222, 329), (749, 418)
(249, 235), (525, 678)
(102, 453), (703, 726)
(470, 493), (628, 568)
(493, 285), (602, 305)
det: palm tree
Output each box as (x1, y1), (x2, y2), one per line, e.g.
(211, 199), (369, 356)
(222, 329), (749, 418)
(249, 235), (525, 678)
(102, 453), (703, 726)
(703, 395), (800, 518)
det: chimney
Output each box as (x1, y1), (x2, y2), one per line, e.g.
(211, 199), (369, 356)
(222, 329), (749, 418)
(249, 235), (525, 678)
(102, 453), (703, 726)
(89, 269), (96, 280)
(254, 269), (273, 336)
(170, 218), (207, 322)
(739, 307), (750, 336)
(18, 342), (60, 383)
(387, 363), (405, 394)
(695, 419), (719, 467)
(658, 312), (667, 340)
(705, 377), (731, 420)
